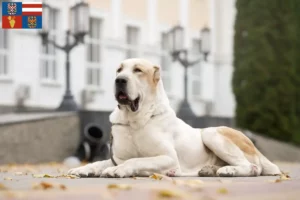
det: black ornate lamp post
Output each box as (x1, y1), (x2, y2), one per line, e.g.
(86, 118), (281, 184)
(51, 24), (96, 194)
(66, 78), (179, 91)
(165, 25), (211, 124)
(39, 2), (89, 111)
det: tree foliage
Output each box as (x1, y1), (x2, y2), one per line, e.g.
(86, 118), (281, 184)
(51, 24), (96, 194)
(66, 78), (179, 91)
(233, 0), (300, 145)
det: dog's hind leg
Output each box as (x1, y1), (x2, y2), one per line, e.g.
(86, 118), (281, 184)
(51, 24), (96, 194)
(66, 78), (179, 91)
(201, 127), (263, 177)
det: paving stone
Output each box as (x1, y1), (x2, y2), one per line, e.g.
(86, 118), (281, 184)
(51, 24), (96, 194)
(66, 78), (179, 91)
(0, 162), (299, 200)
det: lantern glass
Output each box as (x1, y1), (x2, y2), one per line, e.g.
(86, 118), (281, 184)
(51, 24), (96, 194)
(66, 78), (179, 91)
(173, 25), (184, 52)
(162, 31), (173, 52)
(41, 3), (50, 33)
(200, 27), (211, 54)
(70, 4), (78, 34)
(78, 2), (89, 33)
(71, 2), (89, 35)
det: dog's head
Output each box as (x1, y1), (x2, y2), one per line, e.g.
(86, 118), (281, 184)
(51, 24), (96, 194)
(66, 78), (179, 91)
(114, 58), (161, 112)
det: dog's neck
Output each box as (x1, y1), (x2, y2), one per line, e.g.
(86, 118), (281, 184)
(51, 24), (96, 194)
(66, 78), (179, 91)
(110, 80), (173, 129)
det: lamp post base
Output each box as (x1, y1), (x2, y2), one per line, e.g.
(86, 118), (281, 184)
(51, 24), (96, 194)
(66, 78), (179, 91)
(57, 94), (78, 112)
(177, 100), (195, 126)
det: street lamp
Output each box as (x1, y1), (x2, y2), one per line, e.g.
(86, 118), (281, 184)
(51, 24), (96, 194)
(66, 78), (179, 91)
(165, 25), (211, 124)
(39, 1), (90, 111)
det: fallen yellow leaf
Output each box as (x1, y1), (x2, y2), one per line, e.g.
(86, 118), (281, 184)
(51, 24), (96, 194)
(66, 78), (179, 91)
(174, 179), (204, 189)
(150, 173), (173, 181)
(14, 172), (23, 176)
(57, 174), (80, 179)
(217, 188), (228, 194)
(32, 182), (54, 190)
(59, 184), (67, 190)
(0, 183), (8, 190)
(157, 189), (185, 198)
(272, 173), (291, 183)
(107, 184), (132, 190)
(32, 174), (53, 178)
(32, 174), (80, 179)
(4, 177), (13, 181)
(280, 173), (291, 180)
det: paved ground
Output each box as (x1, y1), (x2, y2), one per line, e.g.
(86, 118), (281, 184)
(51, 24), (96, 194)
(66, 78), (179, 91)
(0, 161), (299, 200)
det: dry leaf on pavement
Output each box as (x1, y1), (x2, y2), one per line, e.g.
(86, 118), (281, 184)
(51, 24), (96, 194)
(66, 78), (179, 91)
(280, 173), (291, 180)
(32, 174), (80, 179)
(32, 182), (67, 191)
(157, 189), (189, 198)
(0, 183), (8, 190)
(33, 182), (54, 190)
(107, 184), (132, 190)
(59, 184), (67, 190)
(150, 173), (173, 181)
(217, 188), (228, 194)
(57, 174), (80, 179)
(174, 179), (204, 189)
(4, 177), (13, 181)
(32, 174), (55, 178)
(271, 173), (291, 183)
(14, 172), (23, 176)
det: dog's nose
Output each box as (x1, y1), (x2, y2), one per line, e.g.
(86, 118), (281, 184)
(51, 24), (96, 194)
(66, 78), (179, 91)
(115, 77), (128, 87)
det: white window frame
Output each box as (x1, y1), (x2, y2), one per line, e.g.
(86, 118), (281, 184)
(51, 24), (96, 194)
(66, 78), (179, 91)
(125, 25), (140, 59)
(190, 38), (202, 98)
(85, 17), (103, 89)
(0, 0), (10, 80)
(160, 32), (172, 93)
(40, 7), (59, 85)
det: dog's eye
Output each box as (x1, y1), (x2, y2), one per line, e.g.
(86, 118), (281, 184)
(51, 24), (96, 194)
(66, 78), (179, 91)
(117, 68), (122, 73)
(134, 68), (142, 73)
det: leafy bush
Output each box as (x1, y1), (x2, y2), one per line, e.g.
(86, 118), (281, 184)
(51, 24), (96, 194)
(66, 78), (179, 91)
(233, 0), (300, 145)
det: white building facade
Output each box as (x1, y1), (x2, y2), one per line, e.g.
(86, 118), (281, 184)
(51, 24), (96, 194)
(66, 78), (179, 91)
(0, 0), (236, 118)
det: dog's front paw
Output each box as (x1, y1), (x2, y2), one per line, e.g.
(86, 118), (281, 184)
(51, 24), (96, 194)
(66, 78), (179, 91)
(68, 165), (94, 177)
(101, 164), (134, 178)
(68, 164), (103, 177)
(216, 166), (237, 177)
(166, 168), (179, 177)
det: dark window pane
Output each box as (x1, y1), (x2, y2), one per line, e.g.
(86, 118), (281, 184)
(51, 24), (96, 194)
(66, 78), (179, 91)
(45, 61), (49, 78)
(87, 69), (92, 85)
(3, 29), (7, 49)
(3, 55), (7, 74)
(96, 69), (100, 86)
(0, 55), (3, 74)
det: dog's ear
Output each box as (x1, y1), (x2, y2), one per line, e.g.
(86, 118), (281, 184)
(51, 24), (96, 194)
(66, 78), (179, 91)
(153, 66), (160, 84)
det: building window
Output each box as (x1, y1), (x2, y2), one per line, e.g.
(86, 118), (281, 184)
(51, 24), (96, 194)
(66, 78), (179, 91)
(126, 26), (139, 58)
(161, 32), (172, 92)
(0, 0), (9, 78)
(40, 8), (58, 82)
(191, 39), (201, 96)
(86, 17), (102, 87)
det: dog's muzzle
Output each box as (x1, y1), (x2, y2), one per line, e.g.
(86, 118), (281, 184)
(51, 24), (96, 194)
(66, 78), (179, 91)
(115, 77), (140, 112)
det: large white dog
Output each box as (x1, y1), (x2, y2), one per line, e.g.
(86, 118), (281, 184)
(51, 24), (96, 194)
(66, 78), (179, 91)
(68, 58), (281, 178)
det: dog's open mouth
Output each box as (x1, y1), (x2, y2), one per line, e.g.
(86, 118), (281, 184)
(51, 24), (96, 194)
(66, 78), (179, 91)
(116, 91), (140, 112)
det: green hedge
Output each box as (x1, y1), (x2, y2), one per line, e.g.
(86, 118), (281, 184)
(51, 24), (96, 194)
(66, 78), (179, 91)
(233, 0), (300, 145)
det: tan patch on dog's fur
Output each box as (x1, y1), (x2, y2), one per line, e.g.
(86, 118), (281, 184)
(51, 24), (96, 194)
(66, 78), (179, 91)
(217, 126), (256, 155)
(153, 66), (160, 84)
(143, 65), (160, 93)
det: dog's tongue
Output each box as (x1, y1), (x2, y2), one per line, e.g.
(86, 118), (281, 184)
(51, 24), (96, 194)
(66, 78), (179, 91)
(119, 95), (128, 100)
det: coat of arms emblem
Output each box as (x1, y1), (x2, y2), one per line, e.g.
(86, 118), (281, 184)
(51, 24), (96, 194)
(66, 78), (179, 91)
(7, 2), (17, 15)
(28, 16), (37, 28)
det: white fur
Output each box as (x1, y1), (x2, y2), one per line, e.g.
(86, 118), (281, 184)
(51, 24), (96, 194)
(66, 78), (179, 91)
(68, 58), (281, 178)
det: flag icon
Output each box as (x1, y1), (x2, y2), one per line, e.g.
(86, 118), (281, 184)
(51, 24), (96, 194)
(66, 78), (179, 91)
(1, 1), (42, 29)
(22, 2), (42, 16)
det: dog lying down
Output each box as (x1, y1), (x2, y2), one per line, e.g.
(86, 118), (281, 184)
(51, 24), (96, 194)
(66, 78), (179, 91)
(68, 58), (281, 178)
